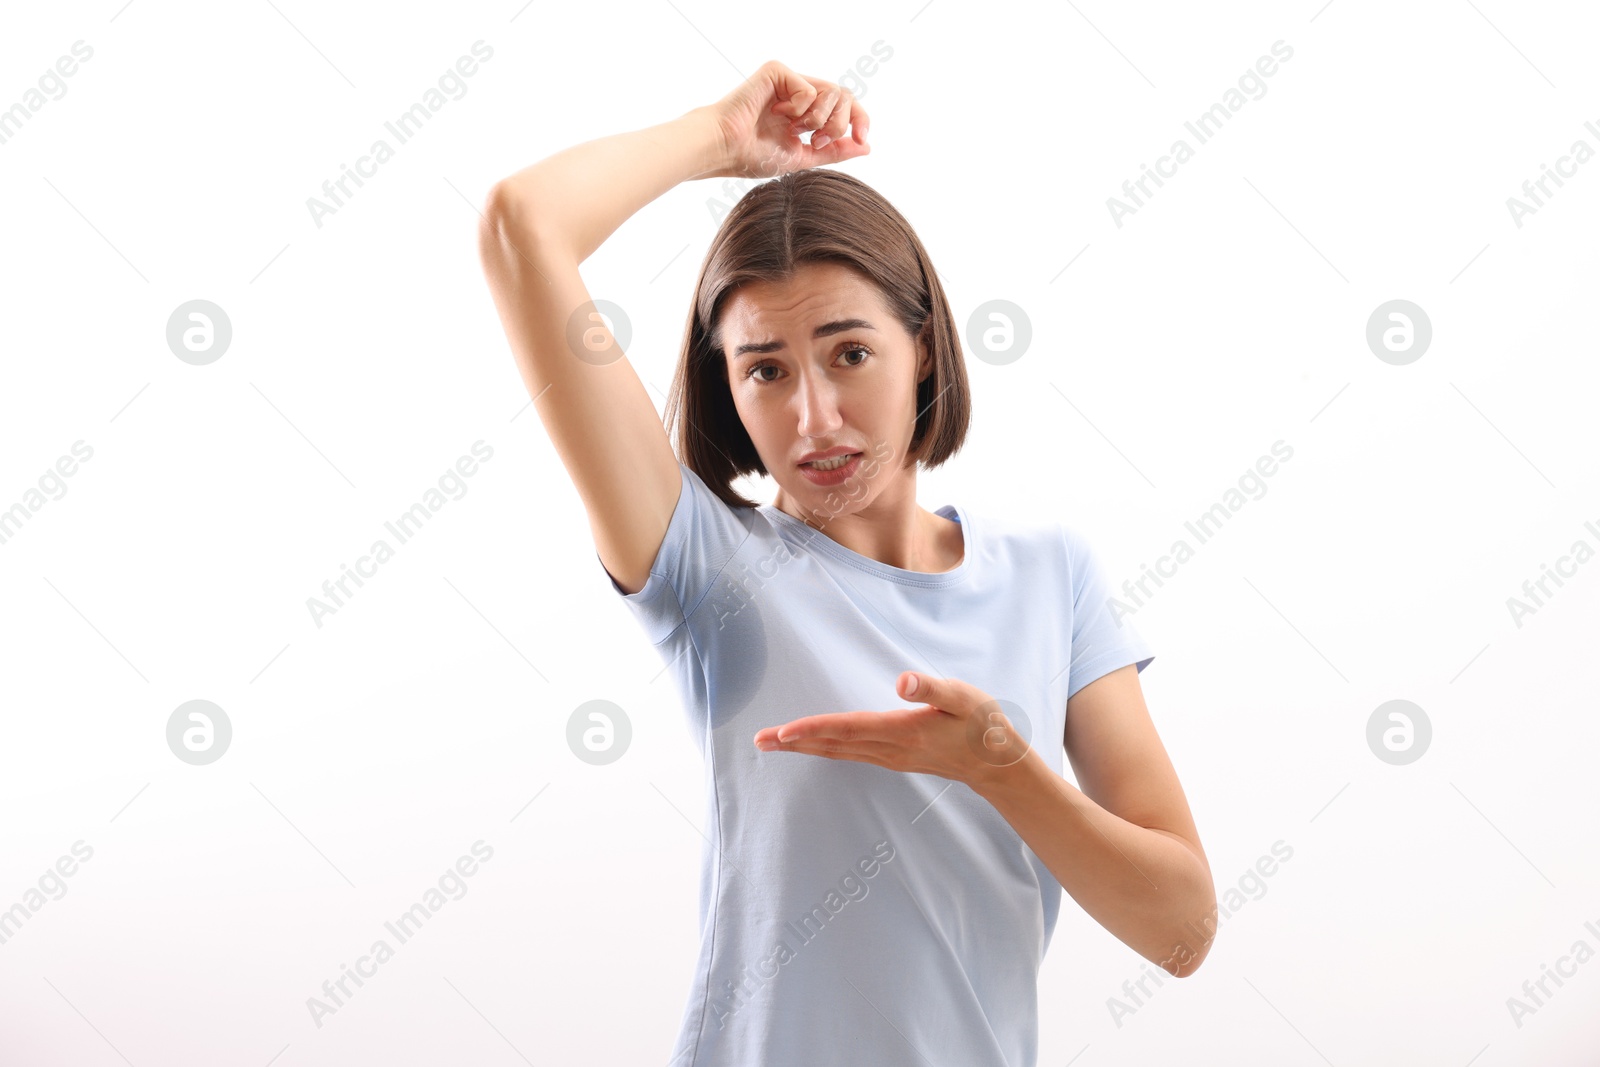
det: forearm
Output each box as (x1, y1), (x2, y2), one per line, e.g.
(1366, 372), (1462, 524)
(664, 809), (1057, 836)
(970, 749), (1218, 976)
(486, 105), (727, 263)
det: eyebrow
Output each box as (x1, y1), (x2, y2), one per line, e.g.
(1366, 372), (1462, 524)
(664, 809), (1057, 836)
(731, 319), (877, 360)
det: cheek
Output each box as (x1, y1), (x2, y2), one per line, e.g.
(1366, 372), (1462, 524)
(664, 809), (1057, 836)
(736, 404), (778, 446)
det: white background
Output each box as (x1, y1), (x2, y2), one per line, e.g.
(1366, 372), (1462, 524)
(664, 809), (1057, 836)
(2, 1), (1597, 1064)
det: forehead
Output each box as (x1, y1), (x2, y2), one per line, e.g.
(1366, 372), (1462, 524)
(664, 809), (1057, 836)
(720, 262), (886, 336)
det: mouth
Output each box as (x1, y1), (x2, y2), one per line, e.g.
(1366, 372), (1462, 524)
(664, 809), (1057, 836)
(797, 451), (863, 485)
(801, 451), (862, 471)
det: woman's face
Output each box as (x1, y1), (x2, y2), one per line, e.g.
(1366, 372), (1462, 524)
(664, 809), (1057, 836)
(719, 260), (931, 523)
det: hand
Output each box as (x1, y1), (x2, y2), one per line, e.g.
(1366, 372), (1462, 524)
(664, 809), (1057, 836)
(706, 59), (871, 180)
(752, 672), (1033, 790)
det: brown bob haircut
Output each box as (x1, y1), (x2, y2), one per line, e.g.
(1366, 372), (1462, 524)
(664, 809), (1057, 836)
(662, 168), (971, 511)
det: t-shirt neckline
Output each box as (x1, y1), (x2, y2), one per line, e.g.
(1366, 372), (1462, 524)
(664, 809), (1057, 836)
(757, 502), (973, 588)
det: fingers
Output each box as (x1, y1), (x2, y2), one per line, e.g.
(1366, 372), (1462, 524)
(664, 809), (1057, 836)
(790, 88), (841, 143)
(752, 739), (902, 764)
(807, 107), (870, 166)
(758, 738), (900, 762)
(785, 74), (867, 147)
(755, 715), (843, 748)
(745, 61), (870, 171)
(898, 671), (967, 709)
(812, 90), (859, 151)
(848, 96), (870, 145)
(788, 84), (838, 137)
(760, 59), (817, 121)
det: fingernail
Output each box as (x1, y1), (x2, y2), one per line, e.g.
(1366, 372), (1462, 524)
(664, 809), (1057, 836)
(777, 729), (794, 742)
(905, 674), (919, 696)
(811, 134), (832, 149)
(757, 739), (777, 752)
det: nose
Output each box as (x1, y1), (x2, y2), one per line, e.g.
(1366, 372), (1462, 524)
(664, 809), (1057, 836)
(794, 366), (843, 440)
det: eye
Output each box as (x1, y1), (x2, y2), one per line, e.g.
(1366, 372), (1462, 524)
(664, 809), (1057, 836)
(743, 342), (873, 385)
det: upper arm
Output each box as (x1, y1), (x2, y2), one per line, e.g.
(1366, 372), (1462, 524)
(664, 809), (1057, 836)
(1064, 665), (1208, 868)
(476, 184), (680, 595)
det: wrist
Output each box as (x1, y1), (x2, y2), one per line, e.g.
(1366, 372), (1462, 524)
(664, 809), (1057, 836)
(968, 742), (1051, 805)
(676, 105), (730, 181)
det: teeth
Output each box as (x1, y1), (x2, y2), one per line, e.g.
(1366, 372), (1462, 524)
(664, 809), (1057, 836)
(808, 453), (857, 471)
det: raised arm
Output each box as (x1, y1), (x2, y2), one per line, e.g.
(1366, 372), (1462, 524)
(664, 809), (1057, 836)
(474, 61), (869, 595)
(475, 107), (725, 595)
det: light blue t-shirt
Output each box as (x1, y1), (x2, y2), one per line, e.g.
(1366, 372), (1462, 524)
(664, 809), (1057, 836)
(602, 461), (1155, 1067)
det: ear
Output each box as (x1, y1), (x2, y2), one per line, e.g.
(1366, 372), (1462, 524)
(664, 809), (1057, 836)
(916, 324), (934, 384)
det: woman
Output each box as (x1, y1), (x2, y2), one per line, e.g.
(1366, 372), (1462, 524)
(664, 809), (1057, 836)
(477, 60), (1215, 1067)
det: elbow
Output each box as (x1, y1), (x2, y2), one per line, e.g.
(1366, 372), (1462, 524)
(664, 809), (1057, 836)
(1164, 938), (1212, 979)
(1150, 937), (1210, 979)
(477, 182), (567, 273)
(477, 181), (527, 251)
(1154, 893), (1218, 979)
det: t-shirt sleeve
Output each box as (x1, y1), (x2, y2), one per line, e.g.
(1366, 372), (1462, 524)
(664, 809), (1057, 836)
(597, 460), (752, 644)
(1061, 523), (1155, 701)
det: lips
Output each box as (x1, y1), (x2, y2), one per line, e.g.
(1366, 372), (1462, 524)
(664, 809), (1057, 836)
(797, 451), (863, 485)
(797, 446), (862, 466)
(803, 451), (861, 469)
